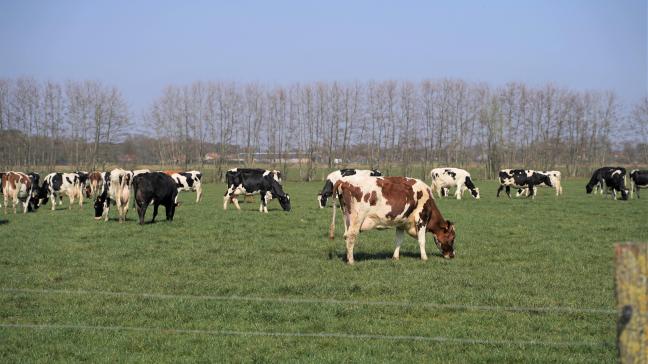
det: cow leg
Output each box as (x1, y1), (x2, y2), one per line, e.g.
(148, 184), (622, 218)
(78, 186), (84, 208)
(496, 185), (504, 197)
(50, 192), (57, 211)
(195, 185), (202, 203)
(344, 225), (359, 265)
(166, 202), (175, 221)
(260, 191), (269, 213)
(392, 228), (404, 260)
(417, 227), (428, 261)
(505, 186), (511, 198)
(151, 203), (159, 223)
(455, 185), (462, 200)
(138, 201), (148, 225)
(68, 193), (75, 210)
(527, 185), (535, 199)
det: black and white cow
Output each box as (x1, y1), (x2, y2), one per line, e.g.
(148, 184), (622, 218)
(430, 168), (480, 199)
(223, 168), (290, 212)
(318, 169), (382, 208)
(94, 168), (133, 222)
(497, 169), (553, 199)
(601, 168), (629, 200)
(516, 170), (563, 197)
(630, 170), (648, 199)
(132, 172), (178, 225)
(169, 170), (203, 203)
(586, 167), (618, 195)
(38, 172), (84, 210)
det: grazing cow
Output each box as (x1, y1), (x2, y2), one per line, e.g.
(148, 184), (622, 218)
(318, 169), (382, 208)
(168, 170), (203, 203)
(132, 172), (178, 225)
(430, 168), (480, 200)
(38, 172), (84, 210)
(630, 170), (648, 199)
(87, 172), (105, 198)
(586, 167), (618, 195)
(516, 170), (563, 197)
(332, 175), (455, 264)
(2, 172), (33, 214)
(601, 168), (629, 200)
(94, 168), (133, 222)
(223, 168), (290, 212)
(497, 169), (553, 199)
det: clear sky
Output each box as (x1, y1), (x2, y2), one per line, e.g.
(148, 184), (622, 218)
(1, 0), (646, 119)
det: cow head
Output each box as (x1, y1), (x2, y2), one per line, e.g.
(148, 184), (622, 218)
(620, 189), (629, 200)
(277, 193), (291, 211)
(94, 195), (106, 219)
(318, 180), (334, 208)
(471, 187), (480, 199)
(430, 220), (456, 259)
(585, 184), (594, 194)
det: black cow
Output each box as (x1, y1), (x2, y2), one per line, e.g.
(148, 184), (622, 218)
(630, 170), (648, 199)
(601, 168), (628, 200)
(26, 172), (41, 211)
(586, 167), (619, 195)
(318, 169), (382, 208)
(223, 168), (290, 212)
(132, 172), (178, 225)
(497, 169), (552, 199)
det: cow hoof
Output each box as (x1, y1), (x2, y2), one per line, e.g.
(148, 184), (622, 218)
(392, 256), (400, 261)
(93, 217), (101, 220)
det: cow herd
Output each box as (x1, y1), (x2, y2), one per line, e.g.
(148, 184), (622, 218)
(1, 165), (646, 264)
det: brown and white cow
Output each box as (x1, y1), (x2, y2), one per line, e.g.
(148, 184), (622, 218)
(1, 171), (33, 214)
(332, 175), (456, 264)
(87, 172), (104, 198)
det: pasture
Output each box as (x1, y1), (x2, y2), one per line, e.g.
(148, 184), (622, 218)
(0, 179), (646, 363)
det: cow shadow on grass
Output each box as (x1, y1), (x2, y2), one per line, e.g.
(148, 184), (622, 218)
(333, 250), (429, 262)
(0, 220), (8, 225)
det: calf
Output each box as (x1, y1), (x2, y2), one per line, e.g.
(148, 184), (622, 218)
(168, 170), (203, 203)
(332, 175), (456, 264)
(430, 168), (480, 200)
(94, 168), (133, 222)
(497, 169), (552, 199)
(132, 172), (178, 225)
(602, 168), (629, 200)
(630, 170), (648, 199)
(2, 172), (33, 214)
(516, 170), (563, 197)
(223, 168), (290, 212)
(318, 169), (382, 208)
(38, 172), (84, 210)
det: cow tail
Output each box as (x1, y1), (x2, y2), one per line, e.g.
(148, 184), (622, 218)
(329, 198), (336, 240)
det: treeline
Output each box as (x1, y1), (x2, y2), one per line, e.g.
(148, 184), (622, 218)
(2, 78), (648, 180)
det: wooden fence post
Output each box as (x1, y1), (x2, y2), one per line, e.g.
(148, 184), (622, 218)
(615, 243), (647, 364)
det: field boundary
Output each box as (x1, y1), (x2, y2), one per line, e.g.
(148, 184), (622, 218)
(1, 287), (617, 315)
(0, 323), (613, 348)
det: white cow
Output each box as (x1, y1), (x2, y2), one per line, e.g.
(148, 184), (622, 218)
(40, 172), (84, 210)
(94, 168), (132, 222)
(168, 170), (203, 203)
(430, 168), (480, 200)
(516, 170), (563, 197)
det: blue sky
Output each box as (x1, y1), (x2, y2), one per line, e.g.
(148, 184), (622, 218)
(1, 0), (646, 117)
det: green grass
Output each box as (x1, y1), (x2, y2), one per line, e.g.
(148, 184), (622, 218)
(1, 179), (646, 363)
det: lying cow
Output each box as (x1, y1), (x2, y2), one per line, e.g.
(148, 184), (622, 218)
(223, 168), (290, 212)
(516, 170), (563, 197)
(94, 168), (133, 222)
(630, 170), (648, 199)
(168, 170), (203, 203)
(38, 172), (84, 210)
(132, 172), (178, 225)
(430, 168), (480, 200)
(2, 171), (33, 214)
(332, 175), (456, 264)
(497, 169), (552, 199)
(601, 168), (629, 200)
(318, 169), (382, 208)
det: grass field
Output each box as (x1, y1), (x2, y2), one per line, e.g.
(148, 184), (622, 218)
(1, 179), (646, 363)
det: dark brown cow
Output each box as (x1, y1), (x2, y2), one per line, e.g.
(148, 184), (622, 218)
(332, 175), (456, 264)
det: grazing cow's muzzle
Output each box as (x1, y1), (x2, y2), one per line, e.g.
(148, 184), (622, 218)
(279, 194), (291, 211)
(317, 194), (326, 208)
